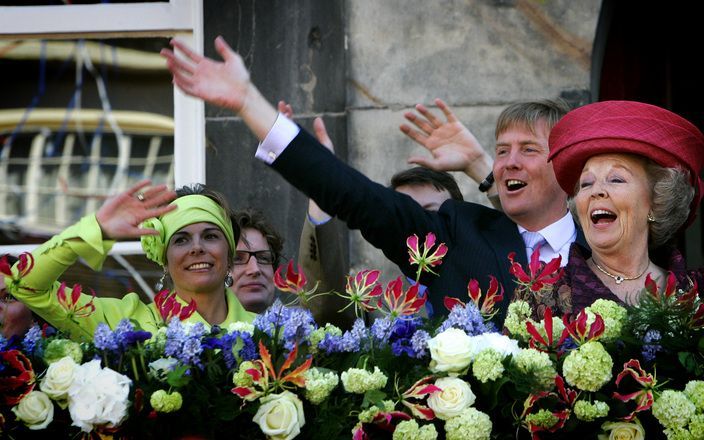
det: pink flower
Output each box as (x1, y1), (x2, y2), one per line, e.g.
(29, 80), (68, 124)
(407, 232), (448, 278)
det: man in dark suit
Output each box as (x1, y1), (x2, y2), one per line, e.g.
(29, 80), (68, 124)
(162, 37), (585, 323)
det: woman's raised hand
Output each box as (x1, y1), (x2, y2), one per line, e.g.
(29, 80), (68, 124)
(95, 180), (177, 240)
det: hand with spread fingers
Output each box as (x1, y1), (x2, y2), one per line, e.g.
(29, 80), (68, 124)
(95, 180), (177, 240)
(400, 98), (493, 183)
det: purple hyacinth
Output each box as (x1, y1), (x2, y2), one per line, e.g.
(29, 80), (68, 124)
(93, 323), (119, 352)
(281, 307), (316, 351)
(410, 329), (430, 357)
(437, 303), (488, 335)
(641, 329), (662, 363)
(370, 316), (394, 343)
(21, 325), (43, 356)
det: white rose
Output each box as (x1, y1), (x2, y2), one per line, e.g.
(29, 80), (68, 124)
(253, 391), (305, 440)
(12, 390), (54, 430)
(467, 332), (521, 359)
(68, 360), (132, 433)
(427, 377), (476, 420)
(427, 328), (473, 374)
(40, 356), (78, 407)
(598, 421), (645, 440)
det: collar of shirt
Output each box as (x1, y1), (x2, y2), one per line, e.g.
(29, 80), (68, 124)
(517, 211), (576, 266)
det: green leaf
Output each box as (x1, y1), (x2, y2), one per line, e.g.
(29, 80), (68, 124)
(166, 365), (192, 387)
(211, 394), (241, 421)
(361, 389), (387, 409)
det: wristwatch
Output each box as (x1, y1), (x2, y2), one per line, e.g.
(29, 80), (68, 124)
(478, 171), (494, 192)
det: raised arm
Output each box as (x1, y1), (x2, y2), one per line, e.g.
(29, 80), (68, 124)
(161, 37), (277, 140)
(163, 37), (450, 287)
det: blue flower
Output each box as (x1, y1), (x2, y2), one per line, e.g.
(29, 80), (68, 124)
(410, 329), (430, 357)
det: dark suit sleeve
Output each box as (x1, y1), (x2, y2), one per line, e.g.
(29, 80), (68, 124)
(272, 128), (450, 284)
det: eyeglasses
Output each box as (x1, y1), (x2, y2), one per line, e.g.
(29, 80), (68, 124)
(233, 250), (275, 266)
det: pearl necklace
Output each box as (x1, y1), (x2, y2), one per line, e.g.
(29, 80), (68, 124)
(592, 259), (649, 285)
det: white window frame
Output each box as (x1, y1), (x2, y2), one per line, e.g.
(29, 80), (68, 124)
(0, 0), (204, 257)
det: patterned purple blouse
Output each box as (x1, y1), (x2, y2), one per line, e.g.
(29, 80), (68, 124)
(516, 243), (703, 320)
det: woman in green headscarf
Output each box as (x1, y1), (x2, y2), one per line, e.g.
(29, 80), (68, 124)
(5, 180), (254, 340)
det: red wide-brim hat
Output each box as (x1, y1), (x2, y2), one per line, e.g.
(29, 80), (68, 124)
(548, 100), (704, 226)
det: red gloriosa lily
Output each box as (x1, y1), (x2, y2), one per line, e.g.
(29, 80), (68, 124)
(0, 350), (36, 406)
(612, 359), (656, 420)
(561, 309), (605, 346)
(339, 269), (383, 316)
(154, 289), (196, 323)
(274, 260), (308, 295)
(380, 277), (427, 319)
(508, 248), (563, 294)
(56, 282), (96, 319)
(445, 275), (504, 319)
(401, 376), (441, 420)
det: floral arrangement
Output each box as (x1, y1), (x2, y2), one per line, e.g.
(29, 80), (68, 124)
(1, 235), (704, 440)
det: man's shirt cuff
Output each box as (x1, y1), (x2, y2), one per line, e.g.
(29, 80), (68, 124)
(254, 113), (300, 164)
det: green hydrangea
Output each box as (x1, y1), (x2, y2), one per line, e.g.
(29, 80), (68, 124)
(226, 321), (254, 334)
(303, 367), (339, 404)
(472, 348), (505, 383)
(584, 299), (627, 343)
(358, 400), (395, 423)
(309, 324), (343, 352)
(512, 348), (556, 391)
(688, 414), (704, 439)
(524, 409), (559, 429)
(232, 360), (257, 388)
(392, 419), (438, 440)
(504, 301), (533, 341)
(664, 427), (695, 440)
(684, 381), (704, 412)
(444, 407), (492, 440)
(574, 400), (609, 421)
(341, 366), (388, 394)
(562, 341), (613, 392)
(43, 339), (83, 365)
(150, 390), (183, 413)
(653, 390), (696, 430)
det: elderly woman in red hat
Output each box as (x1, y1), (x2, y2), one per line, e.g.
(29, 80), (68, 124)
(540, 100), (704, 313)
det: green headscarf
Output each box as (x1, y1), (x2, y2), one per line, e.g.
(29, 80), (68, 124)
(140, 195), (236, 266)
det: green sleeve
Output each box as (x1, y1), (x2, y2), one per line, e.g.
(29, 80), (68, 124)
(5, 214), (163, 339)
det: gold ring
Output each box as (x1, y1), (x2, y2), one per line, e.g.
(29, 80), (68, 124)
(136, 193), (145, 202)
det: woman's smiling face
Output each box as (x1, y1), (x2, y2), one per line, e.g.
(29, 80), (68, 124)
(574, 153), (652, 255)
(165, 222), (230, 295)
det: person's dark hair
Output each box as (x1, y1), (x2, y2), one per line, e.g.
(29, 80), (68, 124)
(233, 209), (285, 267)
(174, 183), (241, 259)
(390, 167), (464, 201)
(495, 99), (571, 138)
